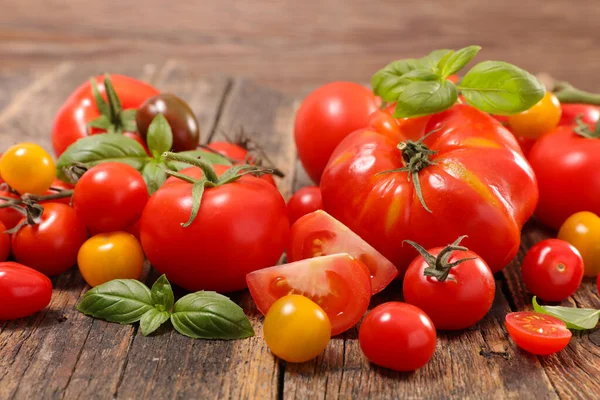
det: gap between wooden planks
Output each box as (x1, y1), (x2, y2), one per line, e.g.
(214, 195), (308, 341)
(0, 60), (598, 399)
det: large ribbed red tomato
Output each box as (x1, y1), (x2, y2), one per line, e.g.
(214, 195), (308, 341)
(321, 104), (538, 275)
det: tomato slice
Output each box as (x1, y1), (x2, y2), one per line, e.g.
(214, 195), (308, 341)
(246, 253), (371, 336)
(505, 312), (571, 355)
(287, 210), (398, 294)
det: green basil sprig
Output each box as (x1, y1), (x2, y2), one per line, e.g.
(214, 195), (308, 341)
(372, 45), (545, 118)
(532, 296), (600, 331)
(77, 275), (254, 339)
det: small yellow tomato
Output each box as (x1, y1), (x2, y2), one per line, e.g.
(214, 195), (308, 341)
(558, 211), (600, 277)
(263, 294), (331, 363)
(78, 232), (145, 287)
(0, 143), (56, 195)
(508, 92), (561, 139)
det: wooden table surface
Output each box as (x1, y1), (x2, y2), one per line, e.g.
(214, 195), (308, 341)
(0, 60), (599, 400)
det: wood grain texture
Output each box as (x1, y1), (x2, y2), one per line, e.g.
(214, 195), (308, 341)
(2, 0), (600, 95)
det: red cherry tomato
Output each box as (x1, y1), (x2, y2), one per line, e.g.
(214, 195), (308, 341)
(0, 221), (10, 262)
(0, 190), (23, 230)
(295, 82), (379, 183)
(51, 74), (159, 156)
(505, 312), (571, 355)
(40, 178), (74, 206)
(521, 239), (584, 301)
(559, 103), (600, 126)
(126, 219), (141, 242)
(207, 141), (277, 187)
(287, 186), (323, 225)
(287, 210), (397, 294)
(73, 162), (148, 233)
(359, 302), (436, 371)
(0, 262), (52, 320)
(247, 253), (371, 336)
(402, 239), (495, 330)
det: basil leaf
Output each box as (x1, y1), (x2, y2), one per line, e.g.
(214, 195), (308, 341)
(393, 79), (458, 118)
(151, 274), (174, 312)
(439, 45), (481, 78)
(166, 150), (231, 171)
(56, 134), (149, 183)
(420, 49), (453, 71)
(146, 114), (173, 158)
(140, 308), (171, 336)
(77, 279), (154, 324)
(141, 159), (167, 194)
(371, 59), (423, 100)
(170, 292), (254, 340)
(459, 61), (545, 115)
(532, 296), (600, 330)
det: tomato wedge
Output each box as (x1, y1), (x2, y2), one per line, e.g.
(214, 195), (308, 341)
(287, 210), (398, 294)
(505, 312), (571, 355)
(246, 253), (371, 336)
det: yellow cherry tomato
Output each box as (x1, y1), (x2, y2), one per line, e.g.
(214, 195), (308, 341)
(78, 232), (145, 287)
(263, 294), (331, 363)
(558, 212), (600, 277)
(0, 143), (56, 195)
(508, 92), (561, 139)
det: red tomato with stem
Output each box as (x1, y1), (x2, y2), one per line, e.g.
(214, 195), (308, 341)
(521, 239), (584, 301)
(51, 74), (159, 156)
(559, 103), (600, 126)
(402, 236), (495, 330)
(40, 178), (74, 205)
(287, 186), (323, 225)
(0, 221), (10, 262)
(295, 82), (380, 183)
(287, 210), (397, 294)
(247, 253), (371, 336)
(141, 164), (289, 292)
(0, 190), (23, 230)
(73, 162), (148, 233)
(505, 312), (571, 355)
(0, 262), (52, 320)
(321, 104), (537, 275)
(359, 302), (436, 371)
(12, 203), (88, 276)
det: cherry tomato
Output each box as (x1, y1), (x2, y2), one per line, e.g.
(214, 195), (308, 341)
(505, 312), (571, 355)
(295, 82), (379, 183)
(52, 74), (159, 156)
(136, 94), (200, 152)
(126, 219), (141, 241)
(287, 186), (323, 225)
(40, 178), (74, 206)
(73, 162), (148, 234)
(521, 239), (584, 301)
(597, 275), (600, 294)
(263, 294), (331, 363)
(359, 302), (436, 371)
(0, 190), (24, 230)
(402, 239), (495, 330)
(508, 92), (561, 139)
(78, 232), (144, 287)
(11, 203), (88, 276)
(0, 262), (52, 320)
(559, 103), (600, 126)
(287, 210), (397, 294)
(558, 212), (600, 277)
(247, 253), (371, 335)
(207, 141), (277, 187)
(0, 221), (10, 262)
(0, 143), (55, 195)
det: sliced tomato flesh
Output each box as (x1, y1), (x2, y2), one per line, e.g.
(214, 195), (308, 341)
(505, 311), (571, 355)
(246, 253), (372, 336)
(288, 210), (398, 294)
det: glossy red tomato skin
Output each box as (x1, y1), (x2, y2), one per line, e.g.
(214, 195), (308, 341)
(505, 312), (571, 355)
(40, 178), (74, 206)
(51, 74), (159, 156)
(295, 82), (379, 183)
(0, 221), (10, 262)
(141, 165), (289, 292)
(403, 248), (495, 330)
(559, 103), (600, 126)
(321, 104), (537, 275)
(359, 302), (436, 371)
(0, 262), (52, 320)
(73, 163), (148, 234)
(521, 239), (584, 301)
(287, 186), (323, 225)
(206, 141), (277, 187)
(11, 203), (88, 276)
(0, 190), (23, 229)
(529, 124), (600, 229)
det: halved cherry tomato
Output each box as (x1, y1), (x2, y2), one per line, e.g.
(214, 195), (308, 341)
(558, 212), (600, 277)
(508, 92), (562, 139)
(246, 253), (371, 336)
(287, 210), (397, 294)
(0, 143), (56, 195)
(263, 294), (331, 363)
(505, 312), (571, 355)
(0, 262), (52, 320)
(287, 186), (323, 225)
(521, 239), (584, 301)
